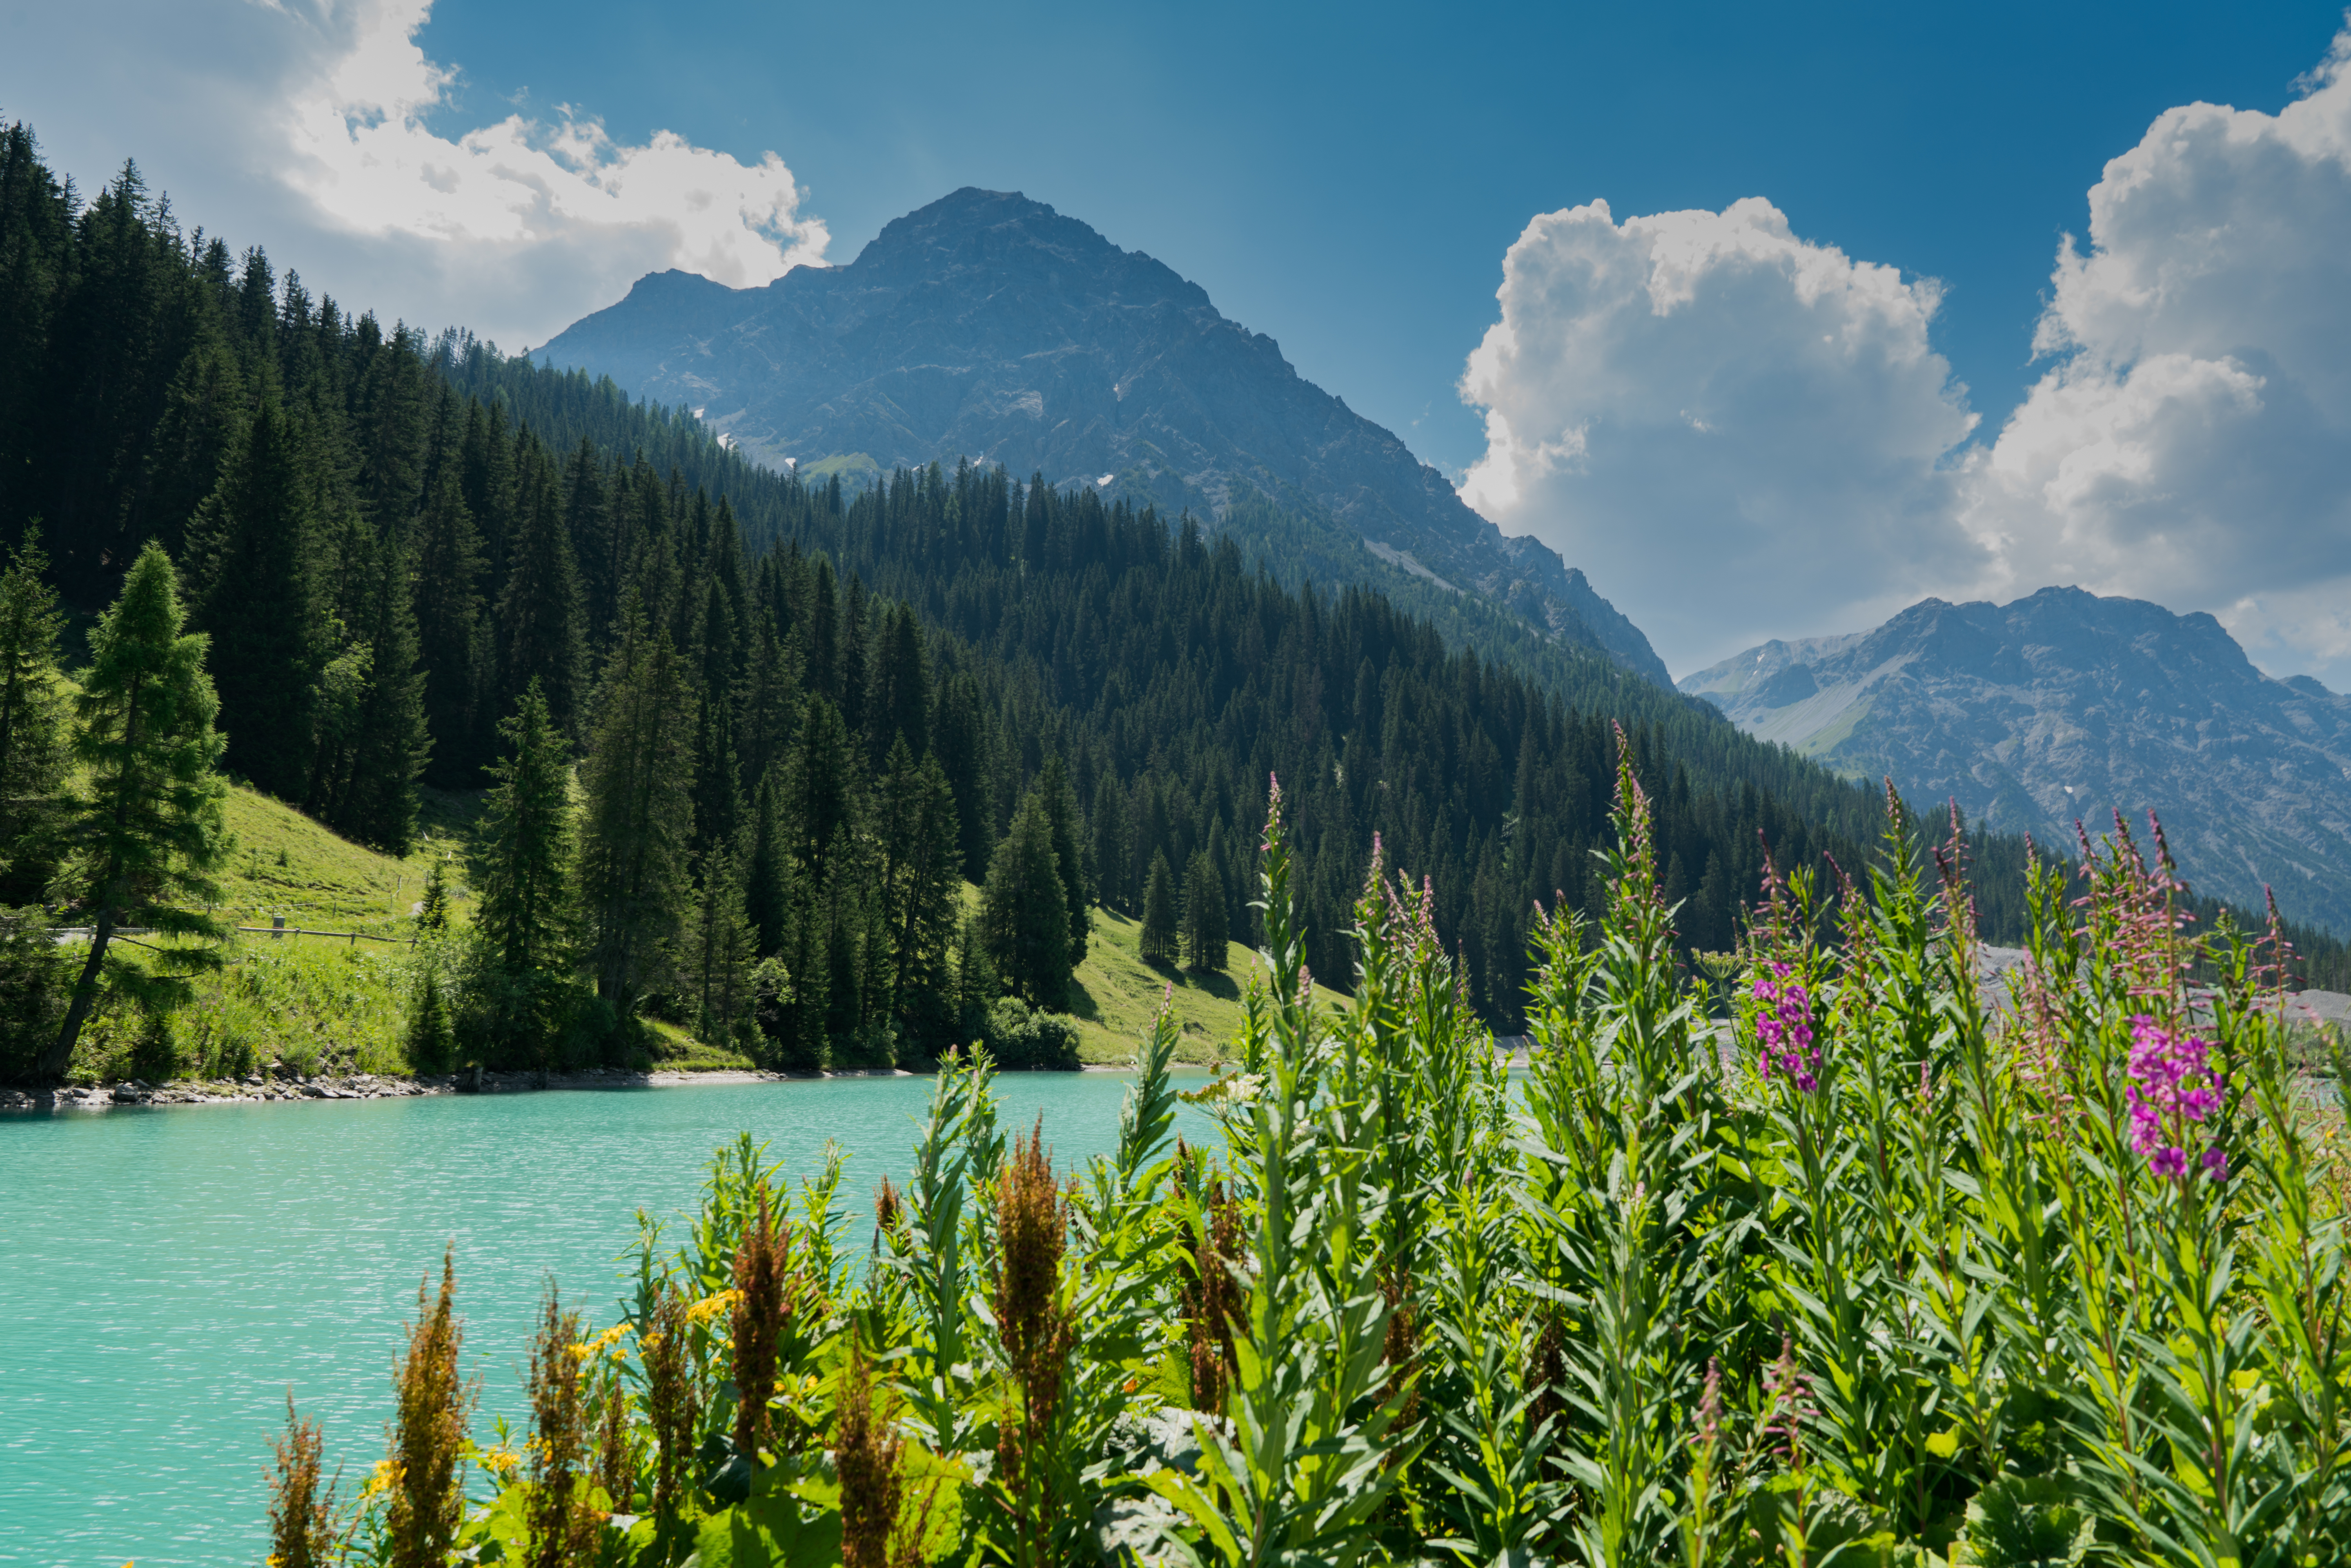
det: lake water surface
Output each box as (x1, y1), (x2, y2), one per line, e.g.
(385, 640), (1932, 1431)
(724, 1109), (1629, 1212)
(1, 1073), (1205, 1568)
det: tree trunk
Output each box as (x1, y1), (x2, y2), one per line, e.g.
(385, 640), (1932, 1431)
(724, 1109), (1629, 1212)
(43, 909), (113, 1082)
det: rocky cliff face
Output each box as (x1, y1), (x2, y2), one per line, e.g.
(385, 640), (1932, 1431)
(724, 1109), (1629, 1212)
(1681, 588), (2351, 931)
(535, 188), (1668, 684)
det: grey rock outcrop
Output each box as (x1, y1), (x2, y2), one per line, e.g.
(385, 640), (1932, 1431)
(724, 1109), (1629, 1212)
(535, 188), (1669, 685)
(1681, 588), (2351, 932)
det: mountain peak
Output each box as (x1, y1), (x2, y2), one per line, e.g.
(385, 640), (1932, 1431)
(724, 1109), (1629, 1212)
(1679, 586), (2351, 931)
(536, 192), (1672, 684)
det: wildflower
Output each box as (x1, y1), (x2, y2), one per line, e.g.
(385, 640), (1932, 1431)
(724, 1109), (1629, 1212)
(683, 1289), (740, 1327)
(2124, 1014), (2229, 1182)
(642, 1285), (696, 1518)
(993, 1118), (1072, 1552)
(1762, 1333), (1815, 1468)
(386, 1249), (471, 1568)
(731, 1185), (797, 1463)
(567, 1323), (630, 1363)
(526, 1285), (597, 1568)
(362, 1458), (400, 1501)
(267, 1396), (339, 1568)
(1752, 963), (1820, 1091)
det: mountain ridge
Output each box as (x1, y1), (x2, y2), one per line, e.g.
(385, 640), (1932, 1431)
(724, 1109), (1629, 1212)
(1681, 586), (2351, 932)
(535, 187), (1671, 685)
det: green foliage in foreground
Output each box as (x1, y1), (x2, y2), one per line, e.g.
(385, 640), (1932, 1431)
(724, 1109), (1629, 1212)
(267, 746), (2351, 1565)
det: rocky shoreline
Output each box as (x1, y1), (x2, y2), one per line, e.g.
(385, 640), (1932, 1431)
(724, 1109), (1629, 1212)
(0, 1064), (922, 1113)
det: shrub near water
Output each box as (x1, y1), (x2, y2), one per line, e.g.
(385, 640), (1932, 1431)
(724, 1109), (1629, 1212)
(266, 744), (2351, 1567)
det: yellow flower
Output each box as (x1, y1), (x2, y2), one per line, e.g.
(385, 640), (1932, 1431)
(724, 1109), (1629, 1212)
(685, 1290), (741, 1326)
(568, 1323), (632, 1362)
(361, 1458), (403, 1499)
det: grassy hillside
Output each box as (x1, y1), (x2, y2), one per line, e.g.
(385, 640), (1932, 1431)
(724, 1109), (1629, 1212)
(72, 785), (1315, 1082)
(1065, 902), (1346, 1065)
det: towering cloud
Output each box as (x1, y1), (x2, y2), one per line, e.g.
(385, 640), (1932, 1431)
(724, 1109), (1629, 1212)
(1457, 196), (1979, 671)
(1463, 25), (2351, 685)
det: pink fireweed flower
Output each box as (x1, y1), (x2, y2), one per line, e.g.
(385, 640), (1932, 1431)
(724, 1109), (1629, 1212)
(2124, 1014), (2227, 1182)
(1752, 963), (1819, 1092)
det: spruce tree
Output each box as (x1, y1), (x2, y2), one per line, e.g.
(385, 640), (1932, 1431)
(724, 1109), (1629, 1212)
(326, 533), (430, 853)
(743, 771), (793, 957)
(683, 837), (755, 1049)
(980, 792), (1070, 1009)
(575, 599), (695, 1016)
(1181, 848), (1229, 973)
(44, 543), (229, 1078)
(185, 393), (322, 799)
(474, 680), (573, 980)
(875, 739), (962, 1013)
(1036, 755), (1092, 965)
(931, 671), (996, 881)
(416, 856), (450, 932)
(410, 465), (487, 786)
(865, 603), (928, 766)
(1139, 850), (1179, 967)
(0, 528), (68, 900)
(493, 454), (588, 741)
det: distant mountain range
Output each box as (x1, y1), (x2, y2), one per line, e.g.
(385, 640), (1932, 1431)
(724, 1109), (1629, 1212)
(534, 187), (1670, 685)
(1681, 588), (2351, 932)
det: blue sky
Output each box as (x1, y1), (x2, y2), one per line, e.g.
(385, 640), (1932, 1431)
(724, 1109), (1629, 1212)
(5, 2), (2351, 679)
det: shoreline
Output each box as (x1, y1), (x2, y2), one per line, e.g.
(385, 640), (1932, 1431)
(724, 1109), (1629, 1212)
(0, 1058), (1207, 1113)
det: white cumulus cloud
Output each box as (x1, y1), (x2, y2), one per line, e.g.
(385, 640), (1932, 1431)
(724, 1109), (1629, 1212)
(1457, 196), (1981, 675)
(0, 0), (827, 352)
(1961, 25), (2351, 666)
(1462, 24), (2351, 686)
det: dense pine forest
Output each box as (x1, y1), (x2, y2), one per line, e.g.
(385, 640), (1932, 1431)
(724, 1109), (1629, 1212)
(4, 123), (2343, 1080)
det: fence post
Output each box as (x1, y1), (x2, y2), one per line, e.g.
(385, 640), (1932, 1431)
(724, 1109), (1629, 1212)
(272, 915), (285, 940)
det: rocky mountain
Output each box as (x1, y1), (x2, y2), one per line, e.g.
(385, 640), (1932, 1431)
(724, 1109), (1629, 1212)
(534, 187), (1669, 684)
(1681, 588), (2351, 932)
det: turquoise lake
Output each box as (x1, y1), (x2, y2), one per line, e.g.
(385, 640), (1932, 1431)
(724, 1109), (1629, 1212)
(1, 1073), (1208, 1568)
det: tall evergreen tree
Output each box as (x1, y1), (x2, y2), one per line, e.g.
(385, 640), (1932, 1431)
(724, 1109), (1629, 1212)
(683, 837), (755, 1049)
(980, 791), (1070, 1009)
(1181, 848), (1229, 973)
(932, 670), (995, 881)
(874, 739), (962, 1017)
(44, 543), (229, 1078)
(410, 464), (487, 785)
(1139, 850), (1178, 967)
(0, 529), (68, 899)
(473, 680), (574, 982)
(865, 603), (929, 766)
(743, 769), (801, 966)
(494, 452), (588, 740)
(184, 393), (322, 798)
(1037, 755), (1092, 965)
(328, 534), (431, 854)
(575, 599), (695, 1016)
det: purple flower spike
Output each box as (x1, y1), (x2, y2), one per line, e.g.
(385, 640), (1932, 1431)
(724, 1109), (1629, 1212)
(2201, 1148), (2228, 1181)
(2151, 1146), (2188, 1179)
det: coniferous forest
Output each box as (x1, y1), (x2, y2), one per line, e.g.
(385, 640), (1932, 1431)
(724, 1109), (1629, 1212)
(4, 124), (2345, 1083)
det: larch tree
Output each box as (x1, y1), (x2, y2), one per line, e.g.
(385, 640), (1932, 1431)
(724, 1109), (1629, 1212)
(44, 543), (229, 1078)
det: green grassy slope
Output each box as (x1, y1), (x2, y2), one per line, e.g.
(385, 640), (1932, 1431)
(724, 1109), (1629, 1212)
(1066, 903), (1348, 1066)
